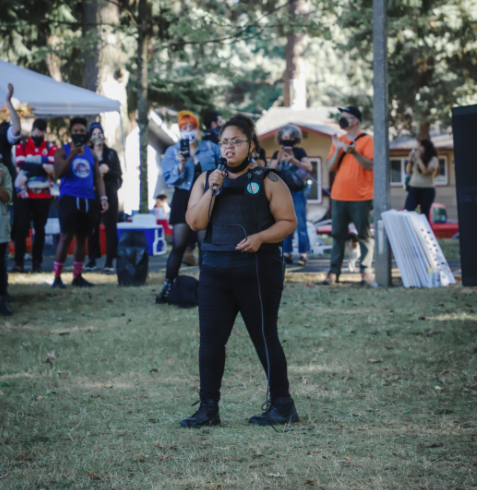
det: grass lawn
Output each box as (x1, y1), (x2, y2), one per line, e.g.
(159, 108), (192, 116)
(0, 270), (476, 489)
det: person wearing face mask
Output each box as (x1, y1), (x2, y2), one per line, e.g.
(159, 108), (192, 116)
(324, 106), (374, 286)
(157, 111), (221, 303)
(84, 122), (122, 272)
(52, 117), (109, 288)
(202, 112), (223, 145)
(270, 124), (312, 266)
(12, 118), (57, 273)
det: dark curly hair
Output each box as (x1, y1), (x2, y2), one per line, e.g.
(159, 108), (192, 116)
(420, 138), (438, 166)
(219, 113), (256, 142)
(69, 117), (87, 132)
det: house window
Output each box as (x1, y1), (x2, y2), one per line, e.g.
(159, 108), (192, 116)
(306, 158), (322, 203)
(389, 156), (449, 187)
(434, 157), (448, 186)
(390, 159), (404, 185)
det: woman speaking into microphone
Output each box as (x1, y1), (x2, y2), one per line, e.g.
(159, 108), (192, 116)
(181, 114), (298, 428)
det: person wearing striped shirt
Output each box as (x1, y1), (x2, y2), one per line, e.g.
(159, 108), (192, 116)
(12, 118), (57, 273)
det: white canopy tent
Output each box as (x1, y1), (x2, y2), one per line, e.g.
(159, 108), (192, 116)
(0, 60), (120, 116)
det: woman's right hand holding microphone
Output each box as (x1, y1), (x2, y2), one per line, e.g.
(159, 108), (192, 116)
(208, 168), (226, 194)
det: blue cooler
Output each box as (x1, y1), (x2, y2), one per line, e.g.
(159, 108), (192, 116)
(117, 214), (167, 256)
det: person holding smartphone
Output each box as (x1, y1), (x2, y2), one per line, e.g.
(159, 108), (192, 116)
(52, 117), (109, 289)
(270, 124), (312, 266)
(404, 139), (439, 221)
(157, 111), (221, 303)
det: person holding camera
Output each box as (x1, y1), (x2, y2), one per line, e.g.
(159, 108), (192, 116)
(84, 122), (122, 273)
(156, 111), (221, 303)
(404, 139), (438, 221)
(270, 124), (312, 266)
(324, 106), (374, 286)
(52, 117), (109, 289)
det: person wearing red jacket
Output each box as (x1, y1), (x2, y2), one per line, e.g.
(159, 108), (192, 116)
(12, 118), (56, 273)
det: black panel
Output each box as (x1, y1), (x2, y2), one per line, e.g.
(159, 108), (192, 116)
(451, 105), (477, 286)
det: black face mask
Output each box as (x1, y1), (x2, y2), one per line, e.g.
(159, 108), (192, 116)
(279, 137), (296, 147)
(338, 117), (350, 129)
(31, 136), (44, 147)
(71, 133), (87, 146)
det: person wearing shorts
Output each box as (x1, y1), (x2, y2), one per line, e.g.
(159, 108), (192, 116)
(52, 117), (109, 288)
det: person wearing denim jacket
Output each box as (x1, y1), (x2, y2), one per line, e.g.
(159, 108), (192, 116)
(156, 111), (221, 304)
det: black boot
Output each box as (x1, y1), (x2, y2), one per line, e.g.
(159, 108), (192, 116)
(156, 279), (172, 304)
(249, 397), (299, 426)
(0, 296), (12, 316)
(180, 399), (220, 428)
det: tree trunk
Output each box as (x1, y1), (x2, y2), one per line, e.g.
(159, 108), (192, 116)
(137, 0), (149, 214)
(82, 0), (101, 127)
(81, 0), (129, 208)
(284, 0), (309, 108)
(417, 121), (430, 140)
(46, 35), (63, 82)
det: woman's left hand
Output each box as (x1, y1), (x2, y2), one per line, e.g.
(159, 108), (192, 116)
(236, 233), (263, 253)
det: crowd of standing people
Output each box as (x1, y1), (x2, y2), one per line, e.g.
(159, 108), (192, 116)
(0, 81), (441, 318)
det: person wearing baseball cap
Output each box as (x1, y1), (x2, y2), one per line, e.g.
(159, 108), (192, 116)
(324, 106), (375, 286)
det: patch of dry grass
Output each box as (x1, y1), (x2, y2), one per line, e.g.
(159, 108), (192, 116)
(0, 271), (476, 489)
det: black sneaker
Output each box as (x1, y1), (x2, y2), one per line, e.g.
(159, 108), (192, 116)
(84, 260), (97, 272)
(31, 261), (42, 273)
(249, 397), (299, 426)
(0, 296), (12, 316)
(180, 399), (220, 428)
(52, 276), (66, 289)
(11, 265), (24, 273)
(72, 274), (94, 288)
(284, 254), (293, 265)
(156, 279), (172, 304)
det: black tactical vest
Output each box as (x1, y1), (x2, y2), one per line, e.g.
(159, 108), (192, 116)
(202, 167), (278, 252)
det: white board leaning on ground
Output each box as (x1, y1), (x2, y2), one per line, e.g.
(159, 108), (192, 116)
(382, 210), (456, 288)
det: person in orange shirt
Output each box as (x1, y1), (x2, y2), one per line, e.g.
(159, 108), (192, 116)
(324, 106), (374, 285)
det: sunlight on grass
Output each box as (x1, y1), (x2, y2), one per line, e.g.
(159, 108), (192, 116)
(0, 273), (475, 489)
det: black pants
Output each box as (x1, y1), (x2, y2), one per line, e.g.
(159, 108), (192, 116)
(404, 186), (436, 221)
(198, 260), (290, 402)
(14, 197), (51, 266)
(0, 242), (8, 295)
(166, 224), (205, 281)
(88, 187), (119, 263)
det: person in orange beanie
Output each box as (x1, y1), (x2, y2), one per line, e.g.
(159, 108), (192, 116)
(156, 110), (221, 303)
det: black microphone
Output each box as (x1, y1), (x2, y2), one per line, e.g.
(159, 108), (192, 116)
(212, 158), (227, 196)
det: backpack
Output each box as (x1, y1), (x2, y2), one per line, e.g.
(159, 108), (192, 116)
(116, 231), (149, 286)
(167, 275), (199, 308)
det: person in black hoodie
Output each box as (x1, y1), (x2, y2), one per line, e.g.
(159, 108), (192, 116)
(85, 123), (122, 272)
(201, 112), (223, 145)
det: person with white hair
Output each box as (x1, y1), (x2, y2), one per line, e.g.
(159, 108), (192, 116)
(270, 124), (312, 266)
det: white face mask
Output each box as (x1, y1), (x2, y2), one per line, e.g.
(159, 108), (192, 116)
(180, 130), (198, 143)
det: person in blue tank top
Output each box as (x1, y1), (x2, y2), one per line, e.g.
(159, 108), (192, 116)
(180, 114), (299, 429)
(52, 117), (109, 288)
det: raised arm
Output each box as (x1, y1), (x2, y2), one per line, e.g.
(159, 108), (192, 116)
(186, 169), (225, 231)
(236, 172), (297, 252)
(5, 84), (21, 138)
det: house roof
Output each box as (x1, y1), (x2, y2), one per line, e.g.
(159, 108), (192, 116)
(389, 132), (454, 150)
(256, 107), (344, 139)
